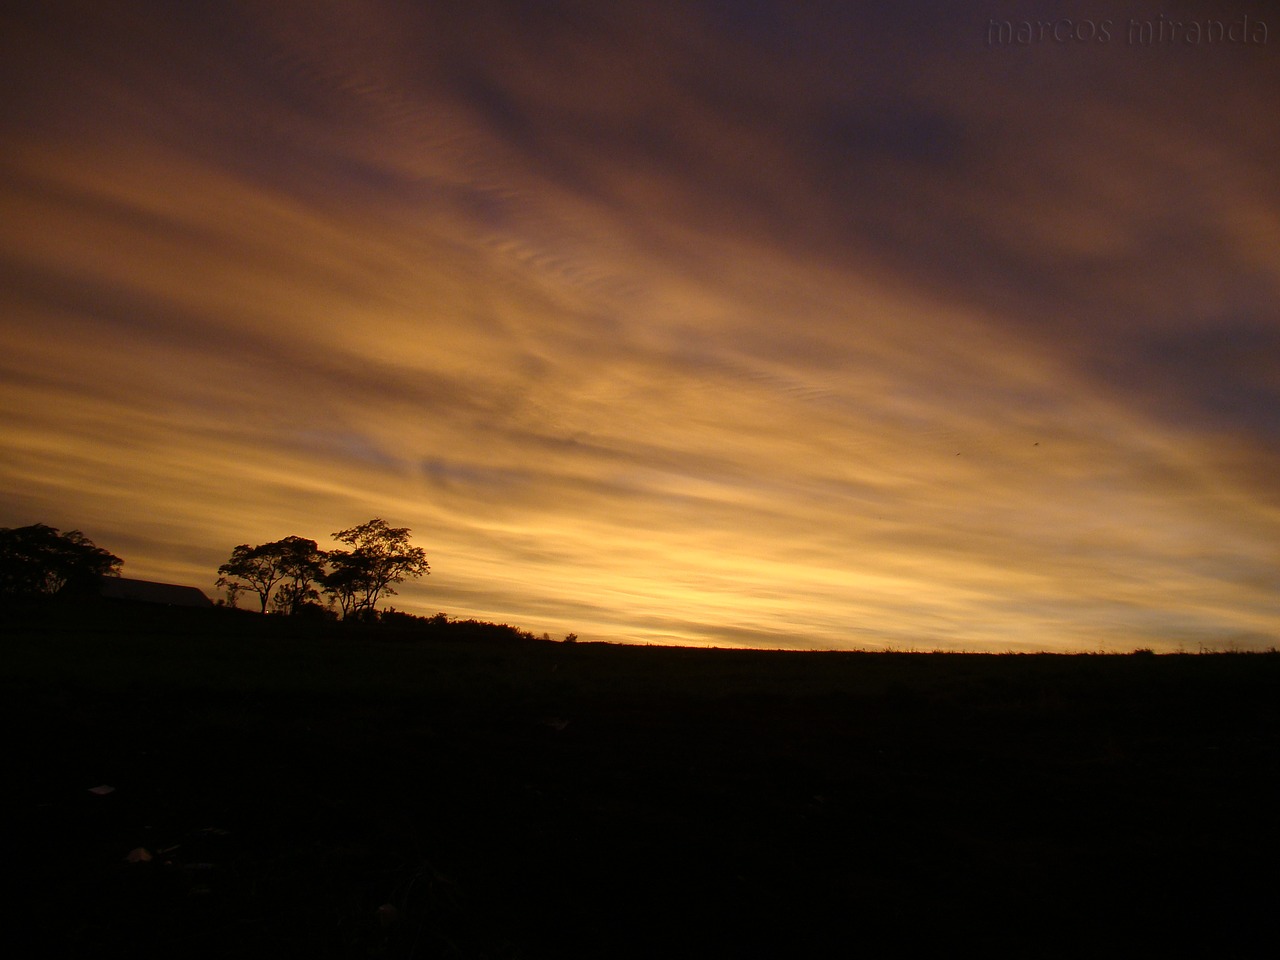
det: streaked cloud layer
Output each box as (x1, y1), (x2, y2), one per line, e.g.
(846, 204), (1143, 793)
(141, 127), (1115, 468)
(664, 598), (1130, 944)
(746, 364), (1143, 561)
(3, 1), (1279, 649)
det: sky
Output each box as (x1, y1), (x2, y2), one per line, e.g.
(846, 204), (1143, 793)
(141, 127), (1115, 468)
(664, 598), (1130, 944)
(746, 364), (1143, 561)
(2, 0), (1279, 651)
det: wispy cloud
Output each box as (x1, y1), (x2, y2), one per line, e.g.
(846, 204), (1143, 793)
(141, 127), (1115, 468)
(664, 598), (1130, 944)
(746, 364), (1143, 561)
(3, 0), (1278, 649)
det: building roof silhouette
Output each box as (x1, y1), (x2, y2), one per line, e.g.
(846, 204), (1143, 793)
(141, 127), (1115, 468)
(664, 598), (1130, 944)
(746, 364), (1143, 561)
(98, 576), (212, 608)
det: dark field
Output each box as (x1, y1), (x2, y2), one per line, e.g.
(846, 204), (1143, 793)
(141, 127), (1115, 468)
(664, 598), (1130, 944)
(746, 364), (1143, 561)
(5, 604), (1279, 957)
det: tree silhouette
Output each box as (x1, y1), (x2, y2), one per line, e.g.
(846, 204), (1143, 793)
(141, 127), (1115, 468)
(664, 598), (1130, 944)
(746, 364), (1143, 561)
(324, 519), (429, 620)
(0, 523), (122, 599)
(217, 542), (288, 613)
(217, 537), (328, 614)
(321, 551), (365, 620)
(271, 536), (327, 615)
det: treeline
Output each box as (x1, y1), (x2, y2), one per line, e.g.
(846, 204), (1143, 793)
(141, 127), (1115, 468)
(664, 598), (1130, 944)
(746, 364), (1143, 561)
(219, 519), (580, 639)
(3, 518), (576, 642)
(216, 518), (428, 620)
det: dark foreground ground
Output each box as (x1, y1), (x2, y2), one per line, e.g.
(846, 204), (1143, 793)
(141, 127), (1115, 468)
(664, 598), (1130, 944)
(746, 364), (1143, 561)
(4, 604), (1279, 957)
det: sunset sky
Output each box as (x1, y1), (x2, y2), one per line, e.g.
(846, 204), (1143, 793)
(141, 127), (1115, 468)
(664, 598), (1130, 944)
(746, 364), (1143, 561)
(3, 1), (1279, 650)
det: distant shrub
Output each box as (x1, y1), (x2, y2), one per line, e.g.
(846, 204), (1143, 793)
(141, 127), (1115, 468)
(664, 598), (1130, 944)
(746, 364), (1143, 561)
(448, 619), (539, 643)
(368, 609), (540, 643)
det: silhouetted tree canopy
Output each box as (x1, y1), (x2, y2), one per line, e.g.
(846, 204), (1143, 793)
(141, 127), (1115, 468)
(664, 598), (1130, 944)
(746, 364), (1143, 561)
(324, 519), (429, 620)
(321, 552), (366, 620)
(217, 541), (291, 613)
(0, 523), (122, 599)
(217, 521), (428, 620)
(271, 536), (327, 615)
